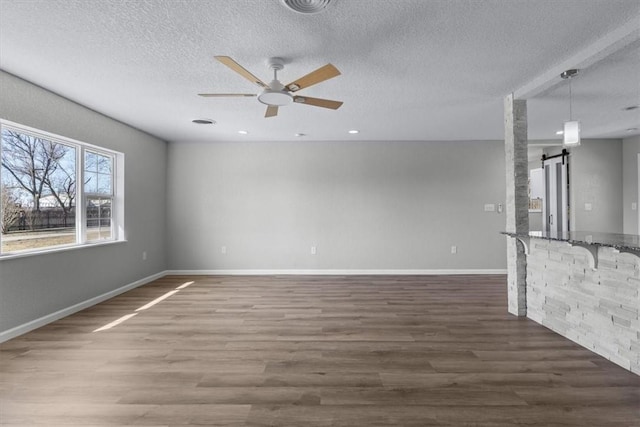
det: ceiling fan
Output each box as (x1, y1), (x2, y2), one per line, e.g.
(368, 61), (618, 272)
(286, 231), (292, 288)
(199, 56), (343, 118)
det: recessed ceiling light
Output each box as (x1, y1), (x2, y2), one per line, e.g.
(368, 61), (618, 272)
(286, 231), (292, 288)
(623, 105), (639, 111)
(348, 130), (359, 134)
(555, 130), (564, 135)
(295, 133), (307, 137)
(281, 0), (333, 14)
(238, 130), (248, 135)
(192, 119), (215, 125)
(627, 127), (638, 132)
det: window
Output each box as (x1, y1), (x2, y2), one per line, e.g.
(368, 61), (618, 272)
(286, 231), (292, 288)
(0, 120), (123, 256)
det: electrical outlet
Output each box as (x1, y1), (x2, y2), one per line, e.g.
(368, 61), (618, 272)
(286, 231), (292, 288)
(632, 202), (637, 211)
(221, 246), (227, 255)
(451, 246), (457, 254)
(142, 251), (147, 261)
(311, 246), (317, 255)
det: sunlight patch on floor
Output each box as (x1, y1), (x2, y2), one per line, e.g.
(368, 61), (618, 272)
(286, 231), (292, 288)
(93, 280), (196, 332)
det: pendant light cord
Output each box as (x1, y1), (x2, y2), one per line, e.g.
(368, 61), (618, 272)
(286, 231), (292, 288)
(569, 79), (573, 121)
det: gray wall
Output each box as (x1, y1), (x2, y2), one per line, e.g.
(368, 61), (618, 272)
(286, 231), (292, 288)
(622, 136), (640, 234)
(570, 139), (623, 233)
(0, 71), (168, 334)
(166, 140), (507, 271)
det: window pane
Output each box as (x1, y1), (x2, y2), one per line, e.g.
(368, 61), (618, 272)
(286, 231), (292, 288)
(1, 128), (77, 253)
(86, 197), (112, 241)
(85, 152), (97, 172)
(97, 154), (112, 174)
(85, 151), (112, 195)
(84, 172), (98, 193)
(97, 174), (112, 194)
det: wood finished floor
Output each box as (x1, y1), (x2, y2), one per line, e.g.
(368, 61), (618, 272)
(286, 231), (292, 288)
(1, 275), (639, 426)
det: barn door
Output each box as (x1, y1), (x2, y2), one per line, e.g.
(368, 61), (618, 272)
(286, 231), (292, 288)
(542, 152), (569, 234)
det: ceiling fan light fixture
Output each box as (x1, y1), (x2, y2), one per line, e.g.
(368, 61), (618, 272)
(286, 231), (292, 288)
(203, 56), (343, 117)
(281, 0), (333, 14)
(258, 89), (293, 106)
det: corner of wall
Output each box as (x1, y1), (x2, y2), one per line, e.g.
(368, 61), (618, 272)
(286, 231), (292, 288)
(622, 136), (640, 234)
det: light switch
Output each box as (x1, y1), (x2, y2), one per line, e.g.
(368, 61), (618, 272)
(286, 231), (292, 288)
(584, 203), (592, 211)
(484, 204), (495, 212)
(632, 202), (637, 211)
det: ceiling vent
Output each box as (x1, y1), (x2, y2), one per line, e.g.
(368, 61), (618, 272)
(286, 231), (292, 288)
(281, 0), (333, 14)
(192, 119), (215, 125)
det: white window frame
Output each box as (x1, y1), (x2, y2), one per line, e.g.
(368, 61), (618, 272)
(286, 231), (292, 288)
(0, 119), (125, 259)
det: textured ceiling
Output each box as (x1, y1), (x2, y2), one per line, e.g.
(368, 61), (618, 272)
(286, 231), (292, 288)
(0, 0), (639, 143)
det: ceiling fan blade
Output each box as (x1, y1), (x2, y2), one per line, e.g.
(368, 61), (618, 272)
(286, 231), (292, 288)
(198, 93), (256, 97)
(293, 96), (343, 110)
(214, 56), (268, 88)
(285, 64), (341, 92)
(265, 105), (278, 118)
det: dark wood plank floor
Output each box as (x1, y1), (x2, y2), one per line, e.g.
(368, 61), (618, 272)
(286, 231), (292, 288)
(1, 275), (639, 426)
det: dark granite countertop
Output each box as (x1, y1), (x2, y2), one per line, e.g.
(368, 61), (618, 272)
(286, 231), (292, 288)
(501, 230), (640, 252)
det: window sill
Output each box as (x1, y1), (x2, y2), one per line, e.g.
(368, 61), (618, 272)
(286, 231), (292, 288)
(0, 239), (127, 261)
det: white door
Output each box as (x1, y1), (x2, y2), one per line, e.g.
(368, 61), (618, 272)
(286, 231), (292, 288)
(542, 155), (569, 234)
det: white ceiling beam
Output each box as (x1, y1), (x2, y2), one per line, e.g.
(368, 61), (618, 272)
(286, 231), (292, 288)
(513, 14), (640, 100)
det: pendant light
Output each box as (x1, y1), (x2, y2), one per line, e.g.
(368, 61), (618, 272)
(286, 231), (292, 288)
(561, 69), (580, 147)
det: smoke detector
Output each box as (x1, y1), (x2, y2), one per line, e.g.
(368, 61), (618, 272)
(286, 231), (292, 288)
(281, 0), (333, 14)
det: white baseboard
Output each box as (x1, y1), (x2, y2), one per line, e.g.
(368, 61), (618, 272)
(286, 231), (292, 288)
(166, 269), (507, 276)
(0, 270), (168, 343)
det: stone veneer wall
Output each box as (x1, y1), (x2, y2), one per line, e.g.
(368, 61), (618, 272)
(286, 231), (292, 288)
(526, 239), (640, 374)
(504, 95), (529, 317)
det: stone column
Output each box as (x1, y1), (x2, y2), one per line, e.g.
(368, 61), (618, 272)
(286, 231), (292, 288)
(504, 93), (529, 316)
